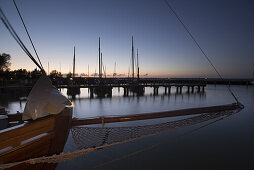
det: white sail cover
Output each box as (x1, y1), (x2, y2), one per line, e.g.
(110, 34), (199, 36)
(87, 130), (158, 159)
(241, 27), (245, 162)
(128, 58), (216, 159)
(23, 74), (72, 120)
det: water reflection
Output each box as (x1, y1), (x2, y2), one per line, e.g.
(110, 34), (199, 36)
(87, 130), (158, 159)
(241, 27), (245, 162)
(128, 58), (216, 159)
(1, 85), (253, 170)
(65, 85), (206, 99)
(62, 87), (206, 118)
(57, 85), (253, 170)
(0, 86), (206, 116)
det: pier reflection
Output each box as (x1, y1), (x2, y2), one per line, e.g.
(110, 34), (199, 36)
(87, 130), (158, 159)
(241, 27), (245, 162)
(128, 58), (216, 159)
(0, 86), (206, 115)
(66, 86), (206, 99)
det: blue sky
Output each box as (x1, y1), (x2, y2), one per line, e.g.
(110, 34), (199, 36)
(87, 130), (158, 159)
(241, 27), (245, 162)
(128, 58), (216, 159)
(0, 0), (253, 78)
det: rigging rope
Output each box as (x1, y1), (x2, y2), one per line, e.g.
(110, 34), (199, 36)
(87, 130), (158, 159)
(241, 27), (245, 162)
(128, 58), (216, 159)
(12, 0), (44, 70)
(0, 8), (43, 71)
(163, 0), (239, 103)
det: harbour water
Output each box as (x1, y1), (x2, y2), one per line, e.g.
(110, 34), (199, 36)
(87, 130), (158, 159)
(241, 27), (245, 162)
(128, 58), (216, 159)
(1, 85), (253, 169)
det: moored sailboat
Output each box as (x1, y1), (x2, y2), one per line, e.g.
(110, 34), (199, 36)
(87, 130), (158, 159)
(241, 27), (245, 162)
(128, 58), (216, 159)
(0, 2), (73, 169)
(0, 0), (246, 169)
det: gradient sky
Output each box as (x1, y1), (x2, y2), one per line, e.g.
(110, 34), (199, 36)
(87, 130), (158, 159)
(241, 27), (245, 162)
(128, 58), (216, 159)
(0, 0), (253, 78)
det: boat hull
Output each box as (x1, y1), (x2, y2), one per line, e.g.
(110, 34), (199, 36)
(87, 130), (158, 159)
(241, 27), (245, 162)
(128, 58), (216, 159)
(0, 107), (73, 170)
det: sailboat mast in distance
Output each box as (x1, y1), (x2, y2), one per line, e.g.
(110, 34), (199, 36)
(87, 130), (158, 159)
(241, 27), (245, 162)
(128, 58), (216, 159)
(99, 37), (101, 79)
(137, 49), (139, 79)
(73, 46), (75, 78)
(101, 52), (103, 78)
(132, 36), (135, 79)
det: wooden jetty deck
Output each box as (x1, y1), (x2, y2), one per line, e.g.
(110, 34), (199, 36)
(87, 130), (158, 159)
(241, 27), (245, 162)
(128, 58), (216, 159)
(57, 78), (207, 97)
(1, 77), (253, 98)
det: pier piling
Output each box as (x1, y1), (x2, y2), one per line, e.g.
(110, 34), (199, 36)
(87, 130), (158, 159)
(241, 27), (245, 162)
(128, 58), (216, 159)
(89, 88), (94, 98)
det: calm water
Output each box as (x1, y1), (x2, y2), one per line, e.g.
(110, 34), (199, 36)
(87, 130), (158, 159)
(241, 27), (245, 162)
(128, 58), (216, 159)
(1, 85), (253, 169)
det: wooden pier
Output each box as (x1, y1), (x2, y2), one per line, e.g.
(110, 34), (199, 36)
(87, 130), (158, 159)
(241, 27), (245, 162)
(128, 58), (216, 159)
(2, 77), (253, 98)
(60, 78), (207, 97)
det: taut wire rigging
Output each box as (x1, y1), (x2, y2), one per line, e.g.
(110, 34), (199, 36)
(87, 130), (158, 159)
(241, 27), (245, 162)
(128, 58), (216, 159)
(163, 0), (239, 103)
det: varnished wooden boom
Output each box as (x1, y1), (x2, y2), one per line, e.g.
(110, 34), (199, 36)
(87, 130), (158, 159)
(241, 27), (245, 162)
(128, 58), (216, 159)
(72, 103), (242, 126)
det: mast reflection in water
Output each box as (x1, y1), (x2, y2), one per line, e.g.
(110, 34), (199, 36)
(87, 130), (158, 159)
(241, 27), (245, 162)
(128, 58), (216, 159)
(1, 85), (253, 170)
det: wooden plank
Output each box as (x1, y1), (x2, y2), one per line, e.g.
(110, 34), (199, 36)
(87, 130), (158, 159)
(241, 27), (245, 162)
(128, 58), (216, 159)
(0, 132), (54, 163)
(0, 126), (54, 150)
(0, 116), (55, 143)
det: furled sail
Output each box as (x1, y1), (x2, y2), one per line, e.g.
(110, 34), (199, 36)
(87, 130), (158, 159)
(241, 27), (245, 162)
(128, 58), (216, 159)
(23, 73), (71, 120)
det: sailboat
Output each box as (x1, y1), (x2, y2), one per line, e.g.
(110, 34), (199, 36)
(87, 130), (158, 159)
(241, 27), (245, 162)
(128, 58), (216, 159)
(93, 37), (113, 97)
(67, 46), (80, 98)
(0, 2), (73, 170)
(0, 0), (245, 169)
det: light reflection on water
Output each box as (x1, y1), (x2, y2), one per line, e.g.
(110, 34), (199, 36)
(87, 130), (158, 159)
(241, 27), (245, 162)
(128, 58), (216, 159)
(66, 87), (208, 119)
(59, 85), (253, 170)
(1, 85), (253, 169)
(2, 86), (208, 116)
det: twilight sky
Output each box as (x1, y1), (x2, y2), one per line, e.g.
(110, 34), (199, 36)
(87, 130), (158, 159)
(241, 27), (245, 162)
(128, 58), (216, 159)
(0, 0), (253, 78)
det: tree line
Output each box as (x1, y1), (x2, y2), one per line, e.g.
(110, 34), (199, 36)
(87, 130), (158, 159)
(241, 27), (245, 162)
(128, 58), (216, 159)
(0, 53), (68, 80)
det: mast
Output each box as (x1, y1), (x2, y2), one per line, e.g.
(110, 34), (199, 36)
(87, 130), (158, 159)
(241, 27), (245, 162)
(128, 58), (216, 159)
(131, 36), (135, 79)
(73, 46), (75, 79)
(99, 37), (101, 79)
(137, 49), (140, 80)
(101, 52), (103, 78)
